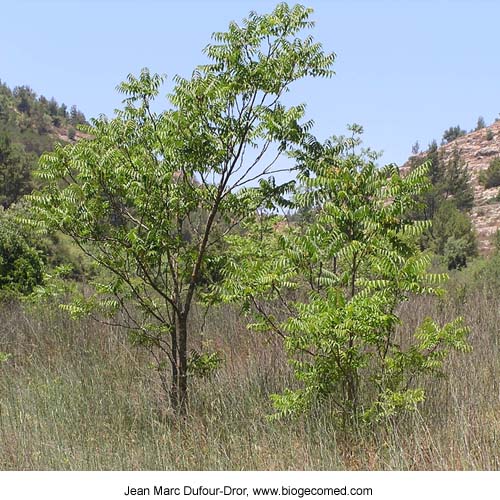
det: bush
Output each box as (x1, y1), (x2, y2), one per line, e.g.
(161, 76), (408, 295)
(0, 218), (44, 297)
(429, 202), (477, 268)
(479, 157), (500, 189)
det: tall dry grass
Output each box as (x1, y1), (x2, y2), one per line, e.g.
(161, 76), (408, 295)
(0, 271), (499, 470)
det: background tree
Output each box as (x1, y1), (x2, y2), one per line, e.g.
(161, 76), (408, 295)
(13, 85), (36, 115)
(28, 3), (335, 414)
(0, 210), (44, 298)
(475, 116), (486, 131)
(430, 201), (477, 269)
(442, 125), (466, 144)
(441, 150), (474, 212)
(408, 142), (476, 263)
(69, 105), (86, 126)
(0, 133), (34, 208)
(479, 157), (500, 189)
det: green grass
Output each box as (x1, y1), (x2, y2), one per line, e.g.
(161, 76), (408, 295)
(0, 274), (499, 470)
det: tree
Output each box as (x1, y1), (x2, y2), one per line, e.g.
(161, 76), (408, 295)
(479, 157), (500, 189)
(219, 130), (470, 424)
(475, 116), (486, 131)
(442, 150), (474, 212)
(48, 98), (59, 117)
(0, 133), (34, 208)
(408, 143), (475, 257)
(13, 85), (36, 115)
(430, 201), (477, 268)
(28, 3), (335, 414)
(69, 105), (86, 126)
(58, 103), (68, 118)
(442, 125), (466, 144)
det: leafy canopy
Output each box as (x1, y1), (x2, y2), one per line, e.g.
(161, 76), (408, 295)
(218, 128), (471, 423)
(27, 3), (335, 411)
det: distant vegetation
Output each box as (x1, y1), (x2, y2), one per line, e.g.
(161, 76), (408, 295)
(408, 140), (477, 270)
(480, 157), (500, 189)
(442, 125), (466, 144)
(0, 79), (86, 208)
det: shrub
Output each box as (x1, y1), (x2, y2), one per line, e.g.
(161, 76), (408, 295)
(0, 219), (43, 297)
(479, 157), (500, 189)
(430, 201), (477, 266)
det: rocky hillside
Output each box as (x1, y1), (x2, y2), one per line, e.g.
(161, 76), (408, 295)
(0, 79), (87, 208)
(403, 121), (500, 254)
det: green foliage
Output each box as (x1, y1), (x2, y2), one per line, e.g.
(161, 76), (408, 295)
(0, 212), (44, 298)
(187, 350), (224, 379)
(428, 201), (477, 269)
(0, 78), (88, 213)
(485, 129), (494, 141)
(411, 146), (474, 218)
(408, 143), (476, 262)
(0, 132), (35, 207)
(0, 351), (11, 364)
(69, 105), (86, 127)
(27, 3), (335, 413)
(479, 157), (500, 189)
(220, 129), (470, 424)
(493, 229), (500, 253)
(441, 151), (474, 212)
(475, 116), (486, 131)
(442, 125), (466, 144)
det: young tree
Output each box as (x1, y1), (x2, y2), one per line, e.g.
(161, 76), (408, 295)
(28, 3), (335, 413)
(219, 129), (470, 424)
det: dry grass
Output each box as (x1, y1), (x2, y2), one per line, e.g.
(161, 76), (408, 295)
(0, 272), (499, 470)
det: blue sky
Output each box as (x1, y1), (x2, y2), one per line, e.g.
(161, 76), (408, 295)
(1, 0), (499, 165)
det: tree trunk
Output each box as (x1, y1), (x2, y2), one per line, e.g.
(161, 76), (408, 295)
(178, 313), (188, 414)
(170, 312), (188, 415)
(170, 323), (179, 409)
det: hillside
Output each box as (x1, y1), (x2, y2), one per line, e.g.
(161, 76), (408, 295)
(0, 79), (87, 208)
(403, 121), (500, 253)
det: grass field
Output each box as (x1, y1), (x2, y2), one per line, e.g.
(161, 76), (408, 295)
(0, 268), (499, 470)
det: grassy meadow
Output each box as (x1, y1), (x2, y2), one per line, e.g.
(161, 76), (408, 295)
(0, 262), (499, 470)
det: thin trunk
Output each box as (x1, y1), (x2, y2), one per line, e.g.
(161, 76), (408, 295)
(170, 322), (179, 409)
(177, 312), (188, 414)
(346, 252), (358, 417)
